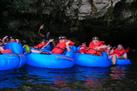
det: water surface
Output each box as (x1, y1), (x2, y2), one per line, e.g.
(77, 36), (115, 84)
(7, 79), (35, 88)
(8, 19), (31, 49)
(0, 57), (137, 91)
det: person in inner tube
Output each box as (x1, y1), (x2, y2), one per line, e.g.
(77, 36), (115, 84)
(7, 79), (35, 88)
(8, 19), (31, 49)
(86, 36), (108, 56)
(51, 36), (74, 54)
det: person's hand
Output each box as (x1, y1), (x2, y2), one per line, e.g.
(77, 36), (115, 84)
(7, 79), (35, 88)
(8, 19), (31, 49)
(15, 39), (19, 43)
(10, 36), (13, 39)
(94, 47), (99, 50)
(66, 41), (70, 45)
(39, 24), (44, 30)
(5, 35), (8, 37)
(3, 35), (8, 39)
(49, 39), (54, 42)
(107, 45), (111, 50)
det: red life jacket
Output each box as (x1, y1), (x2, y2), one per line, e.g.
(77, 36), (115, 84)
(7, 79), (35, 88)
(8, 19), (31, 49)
(52, 41), (74, 54)
(112, 49), (126, 57)
(34, 42), (47, 49)
(1, 49), (12, 54)
(87, 41), (104, 56)
(79, 45), (87, 54)
(68, 40), (74, 46)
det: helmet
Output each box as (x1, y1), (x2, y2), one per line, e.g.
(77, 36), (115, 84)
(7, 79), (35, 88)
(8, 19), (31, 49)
(92, 36), (99, 40)
(58, 36), (66, 40)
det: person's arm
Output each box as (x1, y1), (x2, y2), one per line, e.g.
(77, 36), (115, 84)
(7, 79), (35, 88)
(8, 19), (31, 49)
(38, 24), (45, 37)
(31, 49), (41, 53)
(0, 47), (4, 51)
(15, 39), (19, 43)
(38, 24), (44, 33)
(95, 45), (108, 50)
(66, 41), (71, 52)
(109, 48), (115, 55)
(52, 41), (56, 47)
(41, 39), (54, 49)
(2, 36), (8, 43)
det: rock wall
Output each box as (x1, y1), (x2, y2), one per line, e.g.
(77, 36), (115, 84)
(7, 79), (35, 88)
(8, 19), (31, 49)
(0, 0), (137, 47)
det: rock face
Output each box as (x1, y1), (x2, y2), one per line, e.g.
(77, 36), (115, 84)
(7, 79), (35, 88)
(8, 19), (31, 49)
(0, 0), (137, 46)
(67, 0), (121, 20)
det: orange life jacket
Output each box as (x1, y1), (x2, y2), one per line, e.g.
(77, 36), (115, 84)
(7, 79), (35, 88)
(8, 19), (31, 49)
(34, 42), (47, 49)
(87, 41), (104, 56)
(52, 41), (74, 54)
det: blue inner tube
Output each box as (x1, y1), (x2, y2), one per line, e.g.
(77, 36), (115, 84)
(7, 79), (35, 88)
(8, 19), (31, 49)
(26, 53), (74, 69)
(0, 54), (26, 70)
(116, 58), (132, 65)
(75, 52), (112, 67)
(4, 42), (23, 54)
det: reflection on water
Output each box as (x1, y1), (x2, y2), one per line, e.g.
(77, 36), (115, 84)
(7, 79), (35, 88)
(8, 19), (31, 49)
(0, 68), (26, 89)
(75, 66), (110, 89)
(110, 66), (130, 80)
(0, 65), (136, 90)
(26, 66), (76, 86)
